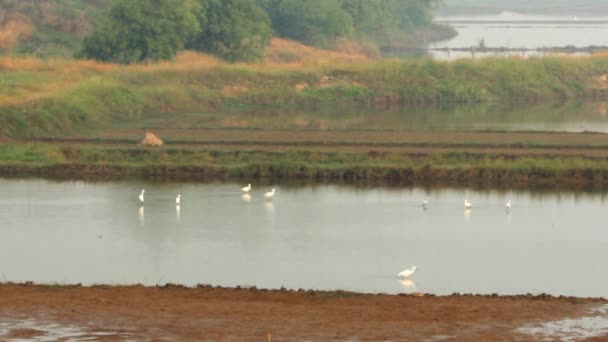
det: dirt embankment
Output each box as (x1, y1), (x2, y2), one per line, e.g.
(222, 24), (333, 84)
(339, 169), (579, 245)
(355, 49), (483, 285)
(0, 283), (606, 341)
(4, 130), (608, 190)
(1, 162), (608, 192)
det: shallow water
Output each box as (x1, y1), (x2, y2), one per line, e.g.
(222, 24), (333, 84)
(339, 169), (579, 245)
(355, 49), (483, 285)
(0, 179), (607, 297)
(517, 305), (608, 341)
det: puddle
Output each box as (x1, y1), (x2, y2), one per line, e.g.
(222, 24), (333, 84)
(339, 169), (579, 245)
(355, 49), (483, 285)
(0, 318), (122, 341)
(516, 305), (608, 341)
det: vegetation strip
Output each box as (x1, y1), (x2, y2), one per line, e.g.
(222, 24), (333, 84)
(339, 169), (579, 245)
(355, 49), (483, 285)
(29, 137), (608, 151)
(2, 55), (608, 139)
(1, 143), (608, 190)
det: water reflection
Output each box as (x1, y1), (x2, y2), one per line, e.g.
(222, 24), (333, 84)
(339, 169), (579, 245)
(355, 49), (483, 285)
(241, 193), (252, 203)
(399, 278), (417, 292)
(176, 204), (181, 225)
(138, 206), (144, 227)
(264, 201), (275, 213)
(464, 208), (471, 221)
(126, 100), (608, 134)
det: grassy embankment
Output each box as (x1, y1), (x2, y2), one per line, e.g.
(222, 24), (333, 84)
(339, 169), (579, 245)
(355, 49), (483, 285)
(3, 142), (608, 189)
(2, 50), (608, 186)
(2, 51), (608, 138)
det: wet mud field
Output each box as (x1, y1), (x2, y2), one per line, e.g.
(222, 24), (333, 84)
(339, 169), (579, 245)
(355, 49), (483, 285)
(0, 284), (607, 341)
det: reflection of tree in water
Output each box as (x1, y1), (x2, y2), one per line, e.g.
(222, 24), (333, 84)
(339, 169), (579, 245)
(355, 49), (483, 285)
(206, 100), (604, 132)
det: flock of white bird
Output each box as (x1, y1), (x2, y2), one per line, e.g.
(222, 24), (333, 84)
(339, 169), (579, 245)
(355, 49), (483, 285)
(422, 196), (512, 212)
(136, 184), (276, 206)
(136, 187), (511, 282)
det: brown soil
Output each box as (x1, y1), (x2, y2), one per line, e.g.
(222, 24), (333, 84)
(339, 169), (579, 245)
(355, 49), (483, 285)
(0, 284), (605, 341)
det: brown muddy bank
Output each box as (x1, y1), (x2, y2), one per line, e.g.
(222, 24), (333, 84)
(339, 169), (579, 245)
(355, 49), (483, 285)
(1, 163), (608, 191)
(0, 283), (606, 341)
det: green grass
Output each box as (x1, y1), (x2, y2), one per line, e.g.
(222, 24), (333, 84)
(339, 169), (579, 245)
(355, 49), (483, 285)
(1, 55), (608, 138)
(2, 143), (608, 188)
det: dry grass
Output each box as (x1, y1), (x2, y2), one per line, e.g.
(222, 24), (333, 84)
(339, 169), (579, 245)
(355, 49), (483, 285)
(0, 13), (34, 50)
(592, 51), (608, 58)
(264, 38), (371, 66)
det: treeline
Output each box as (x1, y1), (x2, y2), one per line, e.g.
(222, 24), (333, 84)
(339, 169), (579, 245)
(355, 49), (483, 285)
(78, 0), (440, 63)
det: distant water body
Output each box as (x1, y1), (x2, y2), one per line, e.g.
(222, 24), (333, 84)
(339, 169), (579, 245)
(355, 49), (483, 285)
(430, 11), (608, 59)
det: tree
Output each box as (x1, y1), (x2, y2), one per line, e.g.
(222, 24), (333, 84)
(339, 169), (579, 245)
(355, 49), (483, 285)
(187, 0), (272, 62)
(77, 0), (200, 64)
(262, 0), (354, 47)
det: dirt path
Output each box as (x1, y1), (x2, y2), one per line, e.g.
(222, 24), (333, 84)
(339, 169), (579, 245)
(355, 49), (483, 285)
(0, 284), (606, 341)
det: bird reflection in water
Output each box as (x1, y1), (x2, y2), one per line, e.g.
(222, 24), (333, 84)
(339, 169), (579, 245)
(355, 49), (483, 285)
(264, 201), (274, 212)
(176, 204), (181, 224)
(138, 206), (145, 227)
(399, 278), (417, 292)
(464, 208), (471, 222)
(241, 193), (252, 203)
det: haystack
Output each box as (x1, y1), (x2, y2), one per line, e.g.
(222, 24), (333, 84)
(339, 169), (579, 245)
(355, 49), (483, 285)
(139, 132), (164, 146)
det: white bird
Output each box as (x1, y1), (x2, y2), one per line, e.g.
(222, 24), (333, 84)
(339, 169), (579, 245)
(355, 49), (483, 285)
(264, 188), (276, 200)
(138, 189), (145, 204)
(422, 196), (430, 208)
(464, 199), (472, 209)
(505, 199), (511, 212)
(241, 183), (251, 193)
(398, 266), (416, 278)
(176, 194), (181, 205)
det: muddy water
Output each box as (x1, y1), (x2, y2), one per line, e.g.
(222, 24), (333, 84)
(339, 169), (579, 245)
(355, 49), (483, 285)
(0, 179), (607, 297)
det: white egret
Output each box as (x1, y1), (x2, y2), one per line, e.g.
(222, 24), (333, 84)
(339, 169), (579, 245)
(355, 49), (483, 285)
(422, 196), (429, 208)
(464, 199), (472, 209)
(241, 183), (251, 193)
(264, 188), (276, 200)
(176, 194), (181, 205)
(138, 189), (145, 204)
(506, 199), (512, 212)
(398, 266), (416, 278)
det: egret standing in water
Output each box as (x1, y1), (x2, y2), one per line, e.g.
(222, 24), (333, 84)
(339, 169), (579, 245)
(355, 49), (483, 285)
(176, 194), (181, 205)
(398, 266), (416, 278)
(264, 188), (276, 200)
(464, 199), (472, 210)
(241, 184), (251, 193)
(138, 189), (145, 204)
(422, 196), (430, 209)
(505, 199), (512, 212)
